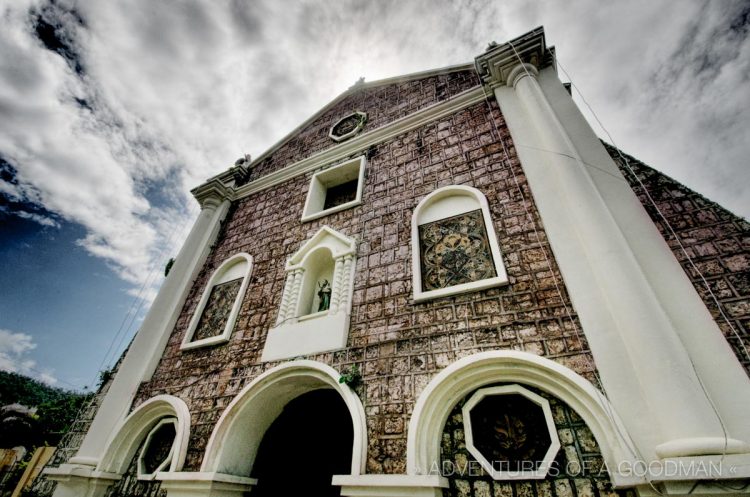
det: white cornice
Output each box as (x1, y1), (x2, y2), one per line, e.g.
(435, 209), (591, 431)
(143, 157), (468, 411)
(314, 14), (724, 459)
(475, 26), (555, 87)
(232, 85), (486, 200)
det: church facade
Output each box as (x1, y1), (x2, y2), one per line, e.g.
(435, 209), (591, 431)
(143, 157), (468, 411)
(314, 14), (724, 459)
(42, 28), (750, 497)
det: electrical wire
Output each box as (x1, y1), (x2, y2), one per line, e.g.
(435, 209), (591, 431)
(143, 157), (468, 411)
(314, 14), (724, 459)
(550, 56), (735, 464)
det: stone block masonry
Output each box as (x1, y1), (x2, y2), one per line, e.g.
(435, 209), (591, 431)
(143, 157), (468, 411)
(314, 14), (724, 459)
(610, 143), (750, 377)
(137, 83), (597, 475)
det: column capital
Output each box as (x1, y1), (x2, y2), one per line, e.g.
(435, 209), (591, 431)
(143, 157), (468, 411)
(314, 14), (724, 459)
(191, 179), (234, 210)
(475, 26), (554, 88)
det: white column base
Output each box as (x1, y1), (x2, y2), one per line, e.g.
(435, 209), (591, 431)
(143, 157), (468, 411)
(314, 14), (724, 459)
(157, 472), (256, 497)
(332, 475), (448, 497)
(656, 437), (750, 459)
(45, 464), (120, 497)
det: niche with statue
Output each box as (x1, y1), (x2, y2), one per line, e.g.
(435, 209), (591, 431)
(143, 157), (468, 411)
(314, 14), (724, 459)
(261, 227), (357, 361)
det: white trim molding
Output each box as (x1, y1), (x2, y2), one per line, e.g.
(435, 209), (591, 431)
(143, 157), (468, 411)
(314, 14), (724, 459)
(301, 155), (367, 222)
(406, 351), (642, 488)
(462, 384), (560, 480)
(232, 86), (486, 201)
(97, 395), (191, 475)
(332, 474), (448, 497)
(411, 185), (508, 302)
(180, 253), (253, 350)
(329, 111), (368, 142)
(137, 417), (178, 480)
(46, 395), (191, 497)
(201, 360), (367, 478)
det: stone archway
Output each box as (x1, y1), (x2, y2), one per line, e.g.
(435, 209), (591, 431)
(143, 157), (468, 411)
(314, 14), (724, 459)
(250, 389), (354, 496)
(407, 351), (641, 488)
(201, 360), (367, 479)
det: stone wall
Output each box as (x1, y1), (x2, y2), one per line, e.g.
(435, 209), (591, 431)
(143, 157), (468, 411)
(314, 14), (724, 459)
(610, 144), (750, 376)
(247, 69), (479, 182)
(136, 78), (597, 474)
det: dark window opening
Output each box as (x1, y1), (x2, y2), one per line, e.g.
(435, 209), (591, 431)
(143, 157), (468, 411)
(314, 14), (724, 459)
(323, 179), (359, 210)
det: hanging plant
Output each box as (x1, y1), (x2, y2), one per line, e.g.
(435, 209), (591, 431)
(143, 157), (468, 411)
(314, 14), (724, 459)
(339, 364), (362, 389)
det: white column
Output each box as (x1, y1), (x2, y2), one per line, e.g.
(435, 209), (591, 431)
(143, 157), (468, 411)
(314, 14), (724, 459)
(509, 62), (721, 446)
(475, 29), (750, 461)
(286, 268), (305, 319)
(329, 256), (346, 314)
(50, 180), (233, 496)
(276, 271), (296, 324)
(339, 254), (354, 312)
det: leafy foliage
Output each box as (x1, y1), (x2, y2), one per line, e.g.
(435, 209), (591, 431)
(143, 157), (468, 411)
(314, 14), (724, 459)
(338, 364), (362, 389)
(0, 371), (90, 448)
(0, 371), (71, 406)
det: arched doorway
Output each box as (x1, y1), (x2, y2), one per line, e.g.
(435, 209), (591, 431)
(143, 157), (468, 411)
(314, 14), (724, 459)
(251, 389), (354, 496)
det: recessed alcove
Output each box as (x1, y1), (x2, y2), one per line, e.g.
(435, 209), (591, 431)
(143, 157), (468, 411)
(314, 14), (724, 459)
(261, 227), (357, 361)
(297, 247), (335, 317)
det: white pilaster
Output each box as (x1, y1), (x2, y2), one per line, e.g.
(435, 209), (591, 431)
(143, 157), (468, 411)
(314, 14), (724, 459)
(475, 28), (750, 462)
(51, 179), (234, 496)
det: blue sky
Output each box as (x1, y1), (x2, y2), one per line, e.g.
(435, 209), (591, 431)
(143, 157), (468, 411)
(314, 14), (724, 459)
(1, 0), (748, 390)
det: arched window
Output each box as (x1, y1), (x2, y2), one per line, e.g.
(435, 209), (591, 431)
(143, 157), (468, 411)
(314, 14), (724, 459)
(411, 185), (507, 302)
(262, 227), (356, 361)
(181, 253), (253, 350)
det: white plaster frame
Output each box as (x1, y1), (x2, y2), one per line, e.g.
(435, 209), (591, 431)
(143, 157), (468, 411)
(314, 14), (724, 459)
(262, 227), (357, 361)
(462, 384), (560, 480)
(406, 351), (643, 488)
(301, 156), (366, 222)
(137, 417), (177, 480)
(411, 185), (508, 302)
(180, 253), (253, 350)
(201, 360), (367, 477)
(329, 111), (368, 142)
(97, 395), (191, 476)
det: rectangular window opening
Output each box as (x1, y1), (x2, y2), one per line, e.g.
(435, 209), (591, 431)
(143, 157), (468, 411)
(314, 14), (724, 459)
(323, 179), (359, 210)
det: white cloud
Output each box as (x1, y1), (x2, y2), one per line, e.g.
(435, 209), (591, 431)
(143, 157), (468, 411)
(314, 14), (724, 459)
(12, 209), (60, 228)
(0, 328), (57, 385)
(0, 0), (747, 311)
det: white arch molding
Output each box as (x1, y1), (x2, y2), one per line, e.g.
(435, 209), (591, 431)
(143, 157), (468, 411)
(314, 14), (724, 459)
(181, 252), (254, 350)
(411, 185), (508, 302)
(406, 351), (643, 487)
(201, 360), (367, 477)
(97, 395), (191, 475)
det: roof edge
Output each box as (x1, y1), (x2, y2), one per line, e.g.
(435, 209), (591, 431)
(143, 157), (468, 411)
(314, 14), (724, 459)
(244, 61), (476, 173)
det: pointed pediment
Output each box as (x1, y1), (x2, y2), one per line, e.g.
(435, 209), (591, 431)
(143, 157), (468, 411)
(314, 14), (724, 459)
(287, 226), (356, 268)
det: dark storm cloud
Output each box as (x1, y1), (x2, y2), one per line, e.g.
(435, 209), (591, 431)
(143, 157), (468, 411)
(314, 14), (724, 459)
(0, 0), (747, 307)
(31, 0), (85, 74)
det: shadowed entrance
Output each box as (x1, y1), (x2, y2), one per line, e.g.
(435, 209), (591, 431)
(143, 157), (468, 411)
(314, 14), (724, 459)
(251, 388), (354, 496)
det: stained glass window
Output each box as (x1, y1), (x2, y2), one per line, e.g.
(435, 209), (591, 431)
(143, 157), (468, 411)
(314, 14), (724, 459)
(191, 277), (243, 342)
(418, 209), (497, 292)
(141, 422), (176, 475)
